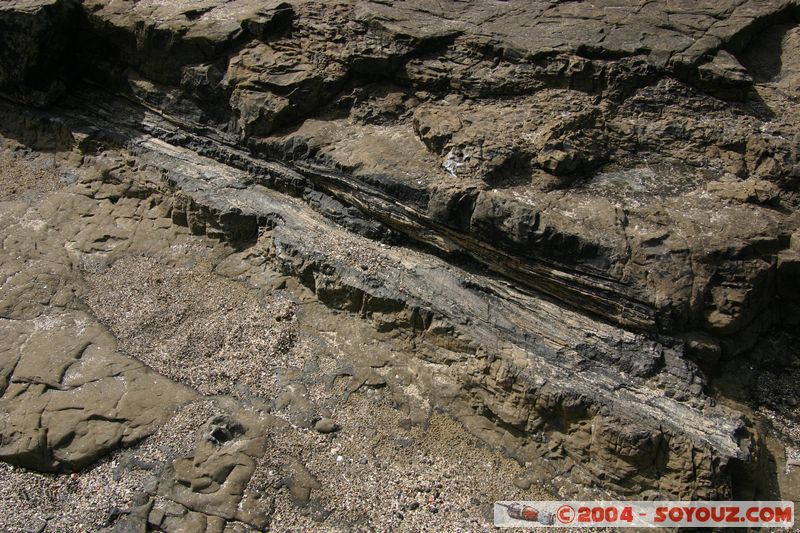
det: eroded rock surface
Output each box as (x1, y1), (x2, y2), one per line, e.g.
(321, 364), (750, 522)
(49, 0), (797, 344)
(0, 191), (196, 472)
(1, 0), (800, 530)
(0, 141), (559, 531)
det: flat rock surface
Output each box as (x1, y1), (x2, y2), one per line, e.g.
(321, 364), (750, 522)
(0, 177), (196, 473)
(0, 0), (799, 530)
(0, 140), (556, 531)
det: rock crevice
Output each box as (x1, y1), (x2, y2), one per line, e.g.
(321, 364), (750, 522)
(1, 0), (799, 521)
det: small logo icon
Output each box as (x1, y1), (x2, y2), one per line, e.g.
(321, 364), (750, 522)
(557, 504), (576, 524)
(498, 503), (554, 525)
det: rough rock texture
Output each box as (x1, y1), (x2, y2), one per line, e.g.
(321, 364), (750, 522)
(52, 0), (799, 346)
(0, 0), (78, 105)
(0, 141), (558, 531)
(0, 192), (196, 472)
(1, 0), (800, 529)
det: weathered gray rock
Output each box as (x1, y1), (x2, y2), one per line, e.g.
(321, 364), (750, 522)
(1, 0), (799, 507)
(11, 0), (790, 351)
(158, 402), (275, 530)
(80, 0), (293, 85)
(10, 114), (760, 499)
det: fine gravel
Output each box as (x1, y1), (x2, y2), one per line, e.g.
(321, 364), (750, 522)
(82, 253), (299, 400)
(1, 245), (558, 532)
(0, 399), (219, 533)
(0, 140), (560, 532)
(0, 139), (74, 201)
(0, 136), (793, 531)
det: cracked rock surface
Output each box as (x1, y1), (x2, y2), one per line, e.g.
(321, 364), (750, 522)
(1, 0), (800, 531)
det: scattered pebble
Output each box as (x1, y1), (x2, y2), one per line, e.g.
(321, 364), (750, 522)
(314, 418), (338, 434)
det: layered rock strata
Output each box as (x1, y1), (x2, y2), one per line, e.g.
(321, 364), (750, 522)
(1, 0), (799, 512)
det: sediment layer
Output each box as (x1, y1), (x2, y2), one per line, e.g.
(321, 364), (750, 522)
(1, 1), (799, 526)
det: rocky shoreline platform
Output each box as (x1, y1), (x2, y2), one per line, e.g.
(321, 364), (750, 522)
(1, 0), (799, 531)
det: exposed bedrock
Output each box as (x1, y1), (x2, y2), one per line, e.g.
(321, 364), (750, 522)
(0, 198), (197, 473)
(3, 0), (800, 342)
(0, 103), (778, 502)
(0, 0), (80, 105)
(1, 0), (799, 504)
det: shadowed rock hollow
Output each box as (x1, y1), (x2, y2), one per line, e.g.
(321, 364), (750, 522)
(1, 0), (799, 531)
